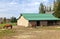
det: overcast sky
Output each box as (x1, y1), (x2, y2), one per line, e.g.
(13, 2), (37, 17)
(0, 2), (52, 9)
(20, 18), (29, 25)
(0, 0), (54, 18)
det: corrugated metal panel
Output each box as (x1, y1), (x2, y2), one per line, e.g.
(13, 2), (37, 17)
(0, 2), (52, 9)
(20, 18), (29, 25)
(21, 13), (60, 20)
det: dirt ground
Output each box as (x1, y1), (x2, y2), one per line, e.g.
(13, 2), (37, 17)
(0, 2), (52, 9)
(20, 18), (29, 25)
(0, 26), (60, 39)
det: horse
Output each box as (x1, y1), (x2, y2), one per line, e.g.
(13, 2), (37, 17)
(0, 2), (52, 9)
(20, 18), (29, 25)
(3, 24), (12, 29)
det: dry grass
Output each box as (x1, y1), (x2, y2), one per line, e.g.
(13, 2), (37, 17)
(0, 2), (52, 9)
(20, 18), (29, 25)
(0, 26), (60, 39)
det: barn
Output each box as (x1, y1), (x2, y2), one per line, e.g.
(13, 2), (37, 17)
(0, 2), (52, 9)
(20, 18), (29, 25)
(17, 13), (60, 27)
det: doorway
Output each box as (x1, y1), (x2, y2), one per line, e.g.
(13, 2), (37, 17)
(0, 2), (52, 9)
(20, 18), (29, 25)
(37, 21), (40, 26)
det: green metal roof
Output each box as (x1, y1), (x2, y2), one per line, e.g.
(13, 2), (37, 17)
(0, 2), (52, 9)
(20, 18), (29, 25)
(21, 13), (60, 20)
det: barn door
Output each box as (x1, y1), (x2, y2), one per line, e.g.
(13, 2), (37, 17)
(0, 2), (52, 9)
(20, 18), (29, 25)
(37, 21), (40, 26)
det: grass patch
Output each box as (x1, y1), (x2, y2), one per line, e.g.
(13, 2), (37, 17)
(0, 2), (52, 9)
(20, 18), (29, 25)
(9, 23), (17, 26)
(0, 29), (16, 36)
(0, 23), (16, 26)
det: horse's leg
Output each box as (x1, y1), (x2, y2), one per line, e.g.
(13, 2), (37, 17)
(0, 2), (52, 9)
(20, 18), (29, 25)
(10, 26), (12, 29)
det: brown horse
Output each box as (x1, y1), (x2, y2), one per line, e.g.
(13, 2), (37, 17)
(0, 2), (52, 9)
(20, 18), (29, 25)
(3, 24), (12, 29)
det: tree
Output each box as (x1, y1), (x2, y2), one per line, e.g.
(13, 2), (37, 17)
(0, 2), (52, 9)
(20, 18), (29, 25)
(39, 3), (45, 13)
(54, 0), (60, 18)
(49, 6), (52, 12)
(53, 0), (56, 11)
(3, 17), (6, 23)
(10, 17), (17, 23)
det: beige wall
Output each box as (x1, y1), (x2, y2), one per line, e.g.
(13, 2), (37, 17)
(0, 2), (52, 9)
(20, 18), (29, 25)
(17, 16), (29, 27)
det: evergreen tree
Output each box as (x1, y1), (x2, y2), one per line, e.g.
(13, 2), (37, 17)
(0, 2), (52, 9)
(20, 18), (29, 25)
(10, 17), (17, 23)
(3, 17), (6, 23)
(39, 3), (45, 13)
(49, 6), (51, 12)
(54, 0), (60, 18)
(53, 0), (56, 11)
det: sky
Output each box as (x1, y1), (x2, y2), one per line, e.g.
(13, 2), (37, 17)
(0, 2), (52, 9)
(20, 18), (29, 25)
(0, 0), (54, 18)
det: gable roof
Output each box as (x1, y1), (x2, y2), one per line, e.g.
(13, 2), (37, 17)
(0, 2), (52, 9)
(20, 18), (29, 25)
(21, 13), (60, 20)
